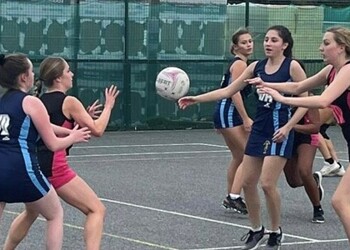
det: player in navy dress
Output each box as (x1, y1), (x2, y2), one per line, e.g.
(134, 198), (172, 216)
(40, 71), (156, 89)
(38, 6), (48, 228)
(247, 26), (350, 243)
(212, 28), (253, 214)
(179, 25), (308, 249)
(0, 53), (90, 249)
(4, 56), (118, 250)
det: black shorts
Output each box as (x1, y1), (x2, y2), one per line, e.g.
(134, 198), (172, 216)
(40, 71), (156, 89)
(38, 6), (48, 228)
(320, 124), (330, 140)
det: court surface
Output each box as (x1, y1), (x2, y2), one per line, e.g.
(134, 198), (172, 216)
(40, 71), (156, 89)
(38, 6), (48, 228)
(0, 126), (348, 249)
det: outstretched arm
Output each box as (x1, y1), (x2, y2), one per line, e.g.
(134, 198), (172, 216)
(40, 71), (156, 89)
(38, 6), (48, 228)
(178, 62), (257, 109)
(246, 63), (332, 95)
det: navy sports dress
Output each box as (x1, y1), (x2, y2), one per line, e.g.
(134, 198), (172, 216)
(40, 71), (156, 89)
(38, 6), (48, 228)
(213, 57), (252, 129)
(0, 90), (50, 203)
(244, 58), (295, 158)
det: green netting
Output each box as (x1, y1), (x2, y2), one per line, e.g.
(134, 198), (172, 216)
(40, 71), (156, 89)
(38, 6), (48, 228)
(0, 1), (348, 130)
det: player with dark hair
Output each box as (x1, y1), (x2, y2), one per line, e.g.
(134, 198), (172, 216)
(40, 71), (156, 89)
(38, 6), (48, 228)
(0, 53), (90, 249)
(246, 26), (350, 242)
(4, 56), (118, 250)
(179, 25), (308, 249)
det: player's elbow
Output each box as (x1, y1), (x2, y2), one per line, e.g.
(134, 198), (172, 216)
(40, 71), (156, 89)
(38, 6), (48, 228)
(91, 130), (104, 137)
(318, 98), (332, 109)
(45, 143), (64, 152)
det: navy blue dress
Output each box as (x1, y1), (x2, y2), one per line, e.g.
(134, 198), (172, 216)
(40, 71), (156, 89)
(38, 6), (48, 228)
(0, 90), (50, 203)
(213, 57), (252, 129)
(244, 58), (295, 158)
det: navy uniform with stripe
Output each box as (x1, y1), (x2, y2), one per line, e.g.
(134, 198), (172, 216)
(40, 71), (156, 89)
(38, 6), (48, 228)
(245, 58), (295, 158)
(213, 57), (252, 128)
(0, 90), (50, 203)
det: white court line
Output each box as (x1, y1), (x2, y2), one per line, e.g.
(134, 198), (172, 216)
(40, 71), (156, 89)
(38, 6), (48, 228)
(4, 198), (347, 250)
(184, 239), (349, 250)
(68, 154), (231, 163)
(73, 143), (214, 149)
(100, 198), (317, 242)
(68, 151), (347, 163)
(68, 150), (230, 158)
(3, 210), (178, 250)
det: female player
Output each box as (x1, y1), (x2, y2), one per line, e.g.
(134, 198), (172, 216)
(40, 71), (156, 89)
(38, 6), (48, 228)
(283, 105), (324, 223)
(4, 56), (119, 250)
(245, 26), (350, 242)
(179, 25), (308, 249)
(0, 53), (91, 249)
(213, 28), (253, 214)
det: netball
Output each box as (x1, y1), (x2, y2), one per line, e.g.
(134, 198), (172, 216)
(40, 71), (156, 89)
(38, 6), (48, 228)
(155, 67), (190, 101)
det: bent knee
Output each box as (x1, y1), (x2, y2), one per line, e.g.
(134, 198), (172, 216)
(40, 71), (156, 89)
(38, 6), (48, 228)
(260, 182), (277, 194)
(90, 201), (106, 218)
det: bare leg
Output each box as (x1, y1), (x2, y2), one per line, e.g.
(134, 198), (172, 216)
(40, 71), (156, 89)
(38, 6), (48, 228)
(3, 208), (39, 250)
(220, 126), (248, 194)
(284, 156), (303, 188)
(296, 144), (320, 206)
(242, 155), (263, 228)
(324, 138), (340, 162)
(25, 187), (63, 250)
(260, 156), (287, 231)
(332, 164), (350, 242)
(318, 133), (332, 160)
(56, 176), (106, 250)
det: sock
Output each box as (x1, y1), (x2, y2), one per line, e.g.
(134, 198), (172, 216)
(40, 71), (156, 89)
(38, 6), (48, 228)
(252, 226), (262, 232)
(229, 193), (240, 200)
(325, 158), (334, 164)
(314, 205), (322, 211)
(270, 228), (281, 234)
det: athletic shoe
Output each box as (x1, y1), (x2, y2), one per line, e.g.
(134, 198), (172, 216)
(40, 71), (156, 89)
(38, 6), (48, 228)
(323, 162), (345, 177)
(241, 226), (268, 250)
(313, 171), (324, 201)
(264, 227), (284, 250)
(312, 207), (325, 224)
(222, 196), (248, 215)
(320, 161), (340, 176)
(336, 165), (346, 176)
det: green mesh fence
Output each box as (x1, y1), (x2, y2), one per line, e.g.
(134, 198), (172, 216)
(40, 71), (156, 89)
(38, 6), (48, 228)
(0, 1), (348, 130)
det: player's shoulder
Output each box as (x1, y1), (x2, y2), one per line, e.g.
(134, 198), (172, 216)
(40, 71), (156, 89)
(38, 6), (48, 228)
(63, 95), (85, 111)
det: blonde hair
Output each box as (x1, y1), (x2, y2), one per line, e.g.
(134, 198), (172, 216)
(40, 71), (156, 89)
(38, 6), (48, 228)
(326, 26), (350, 57)
(39, 57), (66, 88)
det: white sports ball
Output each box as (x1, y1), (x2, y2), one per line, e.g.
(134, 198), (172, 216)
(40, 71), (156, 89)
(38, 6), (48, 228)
(155, 67), (190, 101)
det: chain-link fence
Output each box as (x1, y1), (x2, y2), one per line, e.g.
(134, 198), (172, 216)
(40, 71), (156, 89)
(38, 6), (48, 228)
(0, 0), (349, 130)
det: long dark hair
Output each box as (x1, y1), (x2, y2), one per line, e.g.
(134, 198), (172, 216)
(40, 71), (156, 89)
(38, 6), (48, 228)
(267, 25), (293, 58)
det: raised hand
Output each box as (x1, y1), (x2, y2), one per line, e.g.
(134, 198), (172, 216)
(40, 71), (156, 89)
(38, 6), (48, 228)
(104, 85), (119, 110)
(87, 100), (103, 119)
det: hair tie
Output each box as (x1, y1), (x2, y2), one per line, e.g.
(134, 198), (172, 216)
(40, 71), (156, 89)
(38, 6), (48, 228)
(0, 54), (5, 66)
